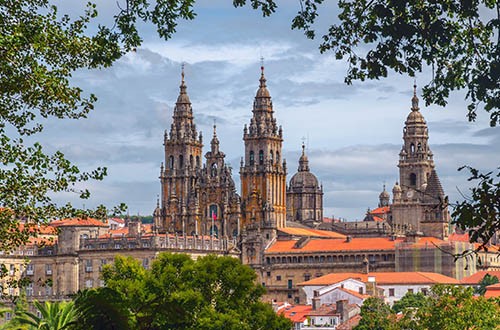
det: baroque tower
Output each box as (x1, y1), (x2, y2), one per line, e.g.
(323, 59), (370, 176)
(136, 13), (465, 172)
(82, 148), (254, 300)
(240, 66), (287, 230)
(286, 143), (323, 226)
(391, 85), (449, 239)
(155, 71), (203, 234)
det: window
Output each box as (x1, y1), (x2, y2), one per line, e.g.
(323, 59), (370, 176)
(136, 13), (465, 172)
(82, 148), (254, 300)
(45, 285), (52, 296)
(288, 279), (293, 289)
(100, 259), (107, 271)
(85, 260), (92, 272)
(115, 243), (121, 249)
(276, 151), (279, 163)
(259, 150), (264, 165)
(196, 156), (200, 168)
(9, 264), (14, 276)
(304, 274), (311, 281)
(267, 272), (271, 277)
(169, 156), (174, 169)
(359, 287), (364, 294)
(100, 280), (105, 287)
(262, 282), (265, 287)
(142, 258), (149, 270)
(408, 289), (414, 294)
(190, 155), (194, 167)
(410, 173), (417, 187)
(410, 143), (415, 153)
(389, 288), (395, 297)
(9, 287), (14, 296)
(45, 264), (52, 275)
(270, 150), (273, 164)
(211, 163), (217, 177)
(26, 283), (33, 296)
(276, 275), (281, 281)
(179, 155), (183, 168)
(249, 151), (254, 165)
(287, 292), (292, 299)
(294, 297), (300, 304)
(421, 288), (428, 296)
(85, 280), (93, 288)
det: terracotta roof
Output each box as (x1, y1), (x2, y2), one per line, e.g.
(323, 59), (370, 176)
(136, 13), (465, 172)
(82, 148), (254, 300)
(323, 217), (341, 223)
(372, 216), (384, 222)
(461, 271), (500, 284)
(298, 272), (459, 286)
(337, 314), (361, 330)
(448, 232), (470, 242)
(266, 237), (403, 253)
(18, 223), (57, 235)
(109, 217), (125, 224)
(339, 287), (370, 299)
(369, 207), (390, 215)
(484, 283), (500, 298)
(278, 227), (346, 238)
(278, 305), (312, 323)
(50, 218), (108, 227)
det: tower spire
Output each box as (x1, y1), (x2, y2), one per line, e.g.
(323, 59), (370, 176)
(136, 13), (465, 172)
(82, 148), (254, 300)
(411, 81), (419, 111)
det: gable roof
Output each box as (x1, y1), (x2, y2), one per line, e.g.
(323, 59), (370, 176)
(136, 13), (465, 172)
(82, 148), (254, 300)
(369, 207), (390, 215)
(50, 218), (108, 227)
(298, 272), (459, 286)
(461, 271), (500, 284)
(266, 237), (404, 253)
(278, 227), (346, 238)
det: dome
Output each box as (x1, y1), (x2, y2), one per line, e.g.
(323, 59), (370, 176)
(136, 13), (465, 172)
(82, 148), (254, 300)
(406, 110), (425, 123)
(379, 190), (390, 199)
(289, 171), (319, 188)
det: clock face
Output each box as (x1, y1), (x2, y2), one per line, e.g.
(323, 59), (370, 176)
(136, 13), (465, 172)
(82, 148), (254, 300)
(407, 190), (414, 198)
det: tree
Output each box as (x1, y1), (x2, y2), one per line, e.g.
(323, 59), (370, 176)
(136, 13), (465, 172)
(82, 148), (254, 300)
(354, 296), (397, 330)
(475, 273), (499, 296)
(399, 285), (500, 330)
(76, 252), (291, 330)
(12, 300), (76, 330)
(391, 291), (428, 314)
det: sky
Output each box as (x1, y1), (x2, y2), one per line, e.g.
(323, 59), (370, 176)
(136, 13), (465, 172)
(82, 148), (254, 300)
(39, 0), (500, 220)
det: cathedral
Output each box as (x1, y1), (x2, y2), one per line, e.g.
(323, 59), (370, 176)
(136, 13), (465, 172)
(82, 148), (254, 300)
(153, 66), (451, 244)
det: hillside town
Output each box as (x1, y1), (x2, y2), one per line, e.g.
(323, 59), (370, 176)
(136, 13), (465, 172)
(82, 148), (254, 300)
(2, 67), (500, 329)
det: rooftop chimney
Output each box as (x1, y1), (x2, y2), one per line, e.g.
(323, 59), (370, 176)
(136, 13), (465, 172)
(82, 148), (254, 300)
(336, 299), (349, 322)
(312, 296), (321, 311)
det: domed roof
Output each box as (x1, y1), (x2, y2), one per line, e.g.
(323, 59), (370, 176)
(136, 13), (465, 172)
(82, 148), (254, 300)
(379, 185), (390, 199)
(406, 83), (425, 123)
(290, 171), (319, 188)
(289, 144), (319, 188)
(256, 66), (270, 98)
(176, 71), (191, 104)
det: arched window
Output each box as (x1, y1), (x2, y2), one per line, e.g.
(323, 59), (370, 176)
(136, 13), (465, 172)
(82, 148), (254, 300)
(190, 155), (194, 167)
(417, 143), (422, 151)
(249, 151), (255, 165)
(196, 156), (200, 168)
(211, 163), (217, 177)
(259, 150), (264, 165)
(179, 155), (183, 168)
(270, 150), (273, 164)
(410, 173), (417, 187)
(276, 151), (279, 163)
(168, 156), (174, 169)
(410, 143), (415, 153)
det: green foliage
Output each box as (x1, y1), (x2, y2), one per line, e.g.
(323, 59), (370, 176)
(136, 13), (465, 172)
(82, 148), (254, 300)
(75, 253), (291, 330)
(11, 300), (76, 330)
(474, 273), (499, 296)
(399, 285), (500, 330)
(354, 296), (396, 330)
(452, 166), (500, 246)
(391, 291), (428, 314)
(357, 285), (500, 330)
(71, 288), (131, 330)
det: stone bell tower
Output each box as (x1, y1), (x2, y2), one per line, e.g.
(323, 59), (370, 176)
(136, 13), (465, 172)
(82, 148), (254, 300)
(155, 70), (203, 234)
(240, 66), (287, 230)
(391, 84), (449, 239)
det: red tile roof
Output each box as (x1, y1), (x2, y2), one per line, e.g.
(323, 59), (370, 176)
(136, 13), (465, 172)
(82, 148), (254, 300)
(278, 227), (346, 238)
(372, 216), (384, 222)
(50, 218), (108, 227)
(461, 271), (500, 284)
(298, 272), (459, 286)
(18, 223), (57, 235)
(266, 237), (404, 253)
(448, 232), (470, 242)
(109, 217), (125, 224)
(369, 207), (390, 215)
(323, 217), (341, 223)
(278, 305), (312, 323)
(339, 287), (370, 299)
(337, 314), (362, 330)
(485, 283), (500, 298)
